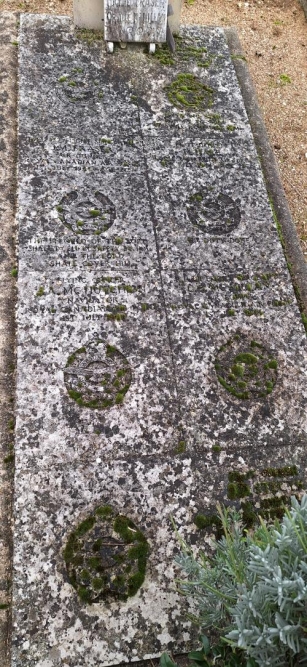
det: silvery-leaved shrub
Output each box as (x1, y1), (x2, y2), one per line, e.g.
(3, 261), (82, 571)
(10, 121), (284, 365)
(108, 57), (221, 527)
(175, 495), (307, 667)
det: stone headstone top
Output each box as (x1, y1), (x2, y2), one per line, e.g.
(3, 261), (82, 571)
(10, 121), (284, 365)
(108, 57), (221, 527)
(104, 0), (168, 43)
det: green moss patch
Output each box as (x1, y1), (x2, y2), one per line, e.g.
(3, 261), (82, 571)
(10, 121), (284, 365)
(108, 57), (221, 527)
(263, 465), (298, 477)
(64, 506), (148, 604)
(175, 440), (186, 454)
(106, 304), (127, 321)
(64, 340), (132, 409)
(194, 513), (223, 540)
(75, 28), (104, 45)
(215, 334), (278, 399)
(165, 73), (214, 111)
(227, 471), (254, 500)
(195, 465), (304, 534)
(151, 36), (217, 69)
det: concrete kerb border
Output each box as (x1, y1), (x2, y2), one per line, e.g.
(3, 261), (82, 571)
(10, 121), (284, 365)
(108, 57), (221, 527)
(0, 10), (19, 667)
(225, 27), (307, 320)
(298, 0), (307, 21)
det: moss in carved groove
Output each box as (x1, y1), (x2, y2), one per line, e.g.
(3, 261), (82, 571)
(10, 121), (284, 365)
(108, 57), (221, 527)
(263, 465), (298, 477)
(64, 506), (149, 604)
(195, 466), (305, 534)
(165, 73), (214, 111)
(176, 440), (186, 454)
(215, 334), (278, 400)
(64, 341), (132, 409)
(151, 37), (215, 69)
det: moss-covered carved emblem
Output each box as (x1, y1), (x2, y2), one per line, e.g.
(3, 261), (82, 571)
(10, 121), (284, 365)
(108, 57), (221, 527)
(64, 341), (132, 409)
(58, 68), (103, 103)
(165, 73), (214, 110)
(187, 192), (241, 235)
(56, 189), (115, 235)
(64, 505), (149, 603)
(215, 335), (278, 399)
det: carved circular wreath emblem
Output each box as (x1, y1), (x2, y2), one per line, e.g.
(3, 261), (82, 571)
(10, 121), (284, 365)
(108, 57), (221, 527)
(56, 189), (116, 236)
(64, 505), (149, 603)
(58, 68), (103, 103)
(187, 192), (241, 235)
(64, 341), (132, 409)
(215, 334), (278, 399)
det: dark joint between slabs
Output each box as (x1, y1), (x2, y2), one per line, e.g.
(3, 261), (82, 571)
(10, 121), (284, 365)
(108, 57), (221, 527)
(225, 27), (307, 319)
(136, 106), (184, 427)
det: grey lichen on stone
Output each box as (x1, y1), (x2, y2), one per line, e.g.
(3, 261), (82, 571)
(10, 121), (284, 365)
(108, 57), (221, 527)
(64, 340), (132, 408)
(64, 505), (149, 603)
(215, 334), (278, 399)
(56, 189), (116, 236)
(187, 191), (241, 235)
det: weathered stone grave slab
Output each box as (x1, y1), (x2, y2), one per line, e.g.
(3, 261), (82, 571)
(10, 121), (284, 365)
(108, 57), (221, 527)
(13, 14), (307, 667)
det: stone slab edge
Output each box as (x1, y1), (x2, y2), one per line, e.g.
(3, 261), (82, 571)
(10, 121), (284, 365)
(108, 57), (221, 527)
(0, 11), (18, 667)
(225, 26), (307, 317)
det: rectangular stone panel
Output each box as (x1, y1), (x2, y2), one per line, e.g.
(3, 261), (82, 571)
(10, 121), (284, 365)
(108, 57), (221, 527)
(135, 27), (307, 455)
(12, 445), (307, 666)
(137, 27), (250, 139)
(163, 275), (307, 452)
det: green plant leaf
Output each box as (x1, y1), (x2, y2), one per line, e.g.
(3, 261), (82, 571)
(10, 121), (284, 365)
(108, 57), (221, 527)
(200, 635), (210, 654)
(160, 653), (178, 667)
(188, 651), (207, 662)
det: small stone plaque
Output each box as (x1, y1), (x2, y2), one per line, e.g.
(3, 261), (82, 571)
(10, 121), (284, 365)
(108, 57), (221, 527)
(104, 0), (167, 43)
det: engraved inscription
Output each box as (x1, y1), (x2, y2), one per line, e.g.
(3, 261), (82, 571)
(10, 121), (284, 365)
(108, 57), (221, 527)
(195, 465), (305, 535)
(26, 235), (151, 270)
(170, 269), (292, 316)
(31, 276), (158, 322)
(104, 0), (167, 43)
